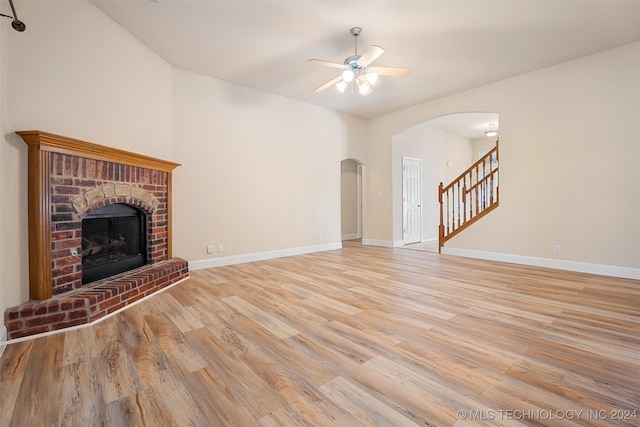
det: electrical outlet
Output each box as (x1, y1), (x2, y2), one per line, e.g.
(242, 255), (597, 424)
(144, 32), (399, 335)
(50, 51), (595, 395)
(218, 244), (224, 253)
(207, 245), (214, 254)
(553, 245), (561, 254)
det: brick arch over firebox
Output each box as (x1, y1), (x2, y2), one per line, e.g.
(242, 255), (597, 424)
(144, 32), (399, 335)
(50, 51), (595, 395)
(73, 184), (159, 220)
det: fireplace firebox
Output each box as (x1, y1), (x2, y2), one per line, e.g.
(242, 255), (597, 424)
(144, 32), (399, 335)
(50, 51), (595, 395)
(82, 203), (147, 284)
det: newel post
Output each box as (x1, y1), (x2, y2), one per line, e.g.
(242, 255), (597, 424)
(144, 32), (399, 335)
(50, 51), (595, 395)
(438, 182), (444, 253)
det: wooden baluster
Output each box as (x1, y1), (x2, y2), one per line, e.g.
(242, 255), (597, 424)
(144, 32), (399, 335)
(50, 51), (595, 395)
(451, 186), (456, 232)
(438, 182), (444, 249)
(468, 170), (473, 220)
(483, 158), (488, 210)
(489, 172), (494, 205)
(470, 172), (474, 218)
(454, 186), (458, 230)
(496, 149), (499, 200)
(452, 183), (456, 230)
(471, 165), (477, 219)
(448, 187), (453, 232)
(445, 187), (450, 236)
(473, 165), (480, 216)
(471, 167), (478, 218)
(462, 173), (467, 224)
(456, 180), (461, 229)
(490, 154), (494, 203)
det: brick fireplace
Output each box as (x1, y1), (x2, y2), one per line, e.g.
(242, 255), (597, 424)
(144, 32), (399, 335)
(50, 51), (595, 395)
(4, 131), (189, 339)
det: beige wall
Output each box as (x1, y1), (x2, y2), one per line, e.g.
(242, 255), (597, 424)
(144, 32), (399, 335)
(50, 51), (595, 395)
(171, 69), (366, 262)
(7, 1), (173, 157)
(367, 42), (640, 273)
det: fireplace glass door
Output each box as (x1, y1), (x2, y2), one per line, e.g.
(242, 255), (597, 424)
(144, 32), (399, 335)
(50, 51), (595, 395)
(82, 203), (147, 284)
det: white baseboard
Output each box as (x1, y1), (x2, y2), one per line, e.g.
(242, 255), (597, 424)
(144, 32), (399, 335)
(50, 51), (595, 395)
(189, 242), (343, 270)
(441, 247), (640, 280)
(341, 233), (360, 241)
(362, 239), (438, 248)
(361, 239), (394, 247)
(341, 240), (637, 280)
(0, 326), (6, 359)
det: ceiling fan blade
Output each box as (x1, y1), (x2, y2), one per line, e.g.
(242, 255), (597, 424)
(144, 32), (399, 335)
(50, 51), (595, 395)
(368, 66), (412, 77)
(357, 45), (385, 67)
(314, 75), (344, 93)
(308, 59), (347, 70)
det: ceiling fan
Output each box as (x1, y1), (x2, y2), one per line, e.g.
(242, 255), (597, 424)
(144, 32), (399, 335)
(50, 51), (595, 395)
(309, 27), (411, 95)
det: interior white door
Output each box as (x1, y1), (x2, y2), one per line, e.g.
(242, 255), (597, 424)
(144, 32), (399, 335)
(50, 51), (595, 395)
(403, 157), (422, 244)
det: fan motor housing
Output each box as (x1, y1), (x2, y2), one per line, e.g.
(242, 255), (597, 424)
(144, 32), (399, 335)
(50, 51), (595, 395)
(344, 55), (362, 68)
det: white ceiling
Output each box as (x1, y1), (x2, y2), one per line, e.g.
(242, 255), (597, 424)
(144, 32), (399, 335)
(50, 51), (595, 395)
(423, 112), (499, 140)
(90, 0), (640, 136)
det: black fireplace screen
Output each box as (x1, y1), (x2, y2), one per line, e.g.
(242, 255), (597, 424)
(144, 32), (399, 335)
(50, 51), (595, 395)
(81, 203), (147, 284)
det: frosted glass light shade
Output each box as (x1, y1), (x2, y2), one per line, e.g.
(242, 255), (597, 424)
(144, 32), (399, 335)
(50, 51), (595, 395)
(365, 72), (378, 85)
(342, 69), (355, 83)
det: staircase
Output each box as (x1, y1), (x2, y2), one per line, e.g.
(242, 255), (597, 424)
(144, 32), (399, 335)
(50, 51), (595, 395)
(438, 140), (499, 251)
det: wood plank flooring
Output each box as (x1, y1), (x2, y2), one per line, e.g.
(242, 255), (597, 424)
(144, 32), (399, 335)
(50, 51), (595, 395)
(1, 241), (639, 426)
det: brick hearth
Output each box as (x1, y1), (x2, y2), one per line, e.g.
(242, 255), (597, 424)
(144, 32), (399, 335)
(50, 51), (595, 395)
(5, 259), (188, 339)
(4, 131), (188, 340)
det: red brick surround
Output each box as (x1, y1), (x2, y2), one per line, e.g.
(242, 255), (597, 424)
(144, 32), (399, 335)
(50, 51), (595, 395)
(4, 131), (188, 340)
(49, 152), (170, 294)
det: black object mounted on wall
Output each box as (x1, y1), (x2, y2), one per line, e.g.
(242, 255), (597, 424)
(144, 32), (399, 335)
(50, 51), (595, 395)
(0, 0), (26, 32)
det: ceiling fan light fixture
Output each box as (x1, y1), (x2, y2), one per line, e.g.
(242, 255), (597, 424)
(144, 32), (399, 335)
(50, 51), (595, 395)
(309, 27), (410, 96)
(342, 69), (355, 83)
(357, 80), (371, 95)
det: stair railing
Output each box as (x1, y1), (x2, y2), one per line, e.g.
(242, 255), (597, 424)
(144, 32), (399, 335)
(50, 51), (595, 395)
(439, 140), (499, 251)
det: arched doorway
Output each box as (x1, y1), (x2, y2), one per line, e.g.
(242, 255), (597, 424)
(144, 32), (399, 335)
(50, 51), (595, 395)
(392, 112), (499, 249)
(341, 158), (364, 241)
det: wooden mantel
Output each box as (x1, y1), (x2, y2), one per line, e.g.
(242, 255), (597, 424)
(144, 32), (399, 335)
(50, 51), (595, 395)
(18, 130), (181, 172)
(18, 130), (181, 300)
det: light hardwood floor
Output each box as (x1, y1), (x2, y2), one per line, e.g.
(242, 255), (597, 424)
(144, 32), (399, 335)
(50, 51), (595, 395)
(1, 242), (639, 426)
